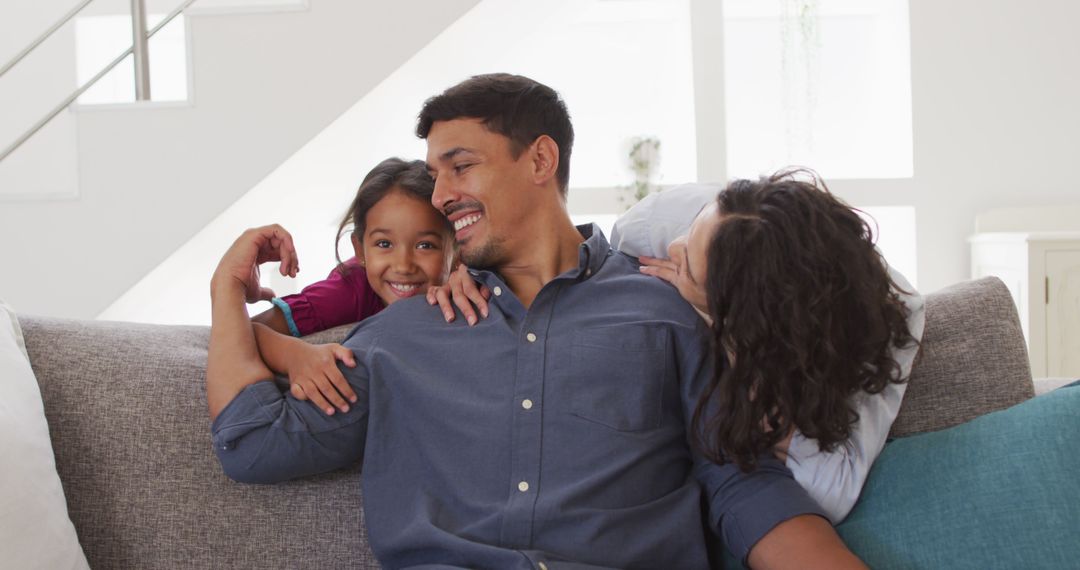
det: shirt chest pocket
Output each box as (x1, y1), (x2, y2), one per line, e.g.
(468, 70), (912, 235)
(567, 325), (669, 432)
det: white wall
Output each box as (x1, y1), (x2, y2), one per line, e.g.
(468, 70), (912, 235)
(829, 0), (1080, 293)
(99, 0), (583, 325)
(0, 0), (478, 318)
(6, 0), (1079, 321)
(0, 1), (81, 201)
(684, 0), (1080, 294)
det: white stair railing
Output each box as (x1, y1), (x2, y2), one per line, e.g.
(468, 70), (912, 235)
(0, 0), (199, 164)
(0, 0), (96, 78)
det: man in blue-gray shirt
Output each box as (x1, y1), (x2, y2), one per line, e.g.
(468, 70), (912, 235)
(207, 74), (864, 569)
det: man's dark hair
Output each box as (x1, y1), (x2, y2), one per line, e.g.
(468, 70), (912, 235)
(692, 169), (919, 472)
(416, 73), (574, 196)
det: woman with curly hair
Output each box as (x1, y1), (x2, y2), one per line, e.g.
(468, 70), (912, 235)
(632, 170), (924, 525)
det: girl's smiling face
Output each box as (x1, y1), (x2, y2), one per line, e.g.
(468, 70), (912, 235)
(354, 189), (452, 305)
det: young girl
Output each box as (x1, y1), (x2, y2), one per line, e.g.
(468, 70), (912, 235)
(248, 157), (454, 416)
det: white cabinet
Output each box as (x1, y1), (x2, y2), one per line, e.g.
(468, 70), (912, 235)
(970, 232), (1080, 378)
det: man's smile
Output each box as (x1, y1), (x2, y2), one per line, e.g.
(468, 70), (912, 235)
(453, 213), (483, 232)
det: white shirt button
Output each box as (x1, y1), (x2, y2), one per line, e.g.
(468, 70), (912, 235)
(539, 563), (549, 570)
(526, 332), (537, 343)
(585, 268), (592, 277)
(493, 286), (503, 296)
(518, 481), (530, 492)
(522, 399), (533, 410)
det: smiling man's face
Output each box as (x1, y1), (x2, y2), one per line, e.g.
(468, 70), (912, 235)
(425, 118), (535, 269)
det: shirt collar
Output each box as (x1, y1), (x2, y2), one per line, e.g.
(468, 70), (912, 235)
(573, 223), (613, 280)
(467, 223), (613, 286)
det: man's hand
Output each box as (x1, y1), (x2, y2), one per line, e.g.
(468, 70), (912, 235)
(211, 224), (299, 302)
(283, 342), (358, 416)
(426, 264), (491, 326)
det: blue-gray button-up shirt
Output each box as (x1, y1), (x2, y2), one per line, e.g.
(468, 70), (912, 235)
(212, 225), (823, 569)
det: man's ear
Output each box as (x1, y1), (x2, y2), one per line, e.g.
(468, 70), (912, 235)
(529, 135), (560, 187)
(351, 232), (365, 266)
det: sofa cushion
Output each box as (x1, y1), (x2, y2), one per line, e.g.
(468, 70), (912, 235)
(20, 316), (379, 570)
(1, 302), (89, 570)
(891, 277), (1034, 436)
(838, 384), (1080, 567)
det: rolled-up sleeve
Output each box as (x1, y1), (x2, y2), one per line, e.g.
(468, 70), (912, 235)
(674, 318), (826, 563)
(695, 456), (827, 563)
(211, 356), (370, 484)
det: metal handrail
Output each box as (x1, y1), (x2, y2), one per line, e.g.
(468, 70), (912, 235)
(0, 0), (96, 79)
(0, 0), (199, 164)
(131, 0), (152, 100)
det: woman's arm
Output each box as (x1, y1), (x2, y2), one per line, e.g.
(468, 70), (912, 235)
(783, 267), (926, 522)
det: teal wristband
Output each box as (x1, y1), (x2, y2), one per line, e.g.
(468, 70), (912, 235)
(270, 297), (302, 337)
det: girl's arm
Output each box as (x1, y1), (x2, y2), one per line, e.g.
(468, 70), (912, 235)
(252, 322), (358, 417)
(253, 258), (380, 338)
(251, 306), (291, 335)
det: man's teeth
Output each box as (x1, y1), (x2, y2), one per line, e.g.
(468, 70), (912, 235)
(390, 283), (419, 293)
(454, 213), (482, 232)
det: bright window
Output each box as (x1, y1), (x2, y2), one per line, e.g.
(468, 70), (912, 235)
(75, 13), (188, 104)
(723, 0), (913, 180)
(517, 0), (698, 189)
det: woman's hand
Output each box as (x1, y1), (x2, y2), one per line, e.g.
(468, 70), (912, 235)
(639, 236), (709, 316)
(211, 224), (299, 303)
(772, 425), (796, 462)
(426, 264), (491, 326)
(283, 342), (358, 416)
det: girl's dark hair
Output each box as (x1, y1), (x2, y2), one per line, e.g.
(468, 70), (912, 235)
(692, 169), (918, 471)
(334, 157), (447, 266)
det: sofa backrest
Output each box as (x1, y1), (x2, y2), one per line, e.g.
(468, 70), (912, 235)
(21, 317), (378, 570)
(18, 277), (1032, 568)
(891, 277), (1034, 436)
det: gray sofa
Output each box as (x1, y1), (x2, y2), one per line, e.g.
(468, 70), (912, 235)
(20, 277), (1034, 569)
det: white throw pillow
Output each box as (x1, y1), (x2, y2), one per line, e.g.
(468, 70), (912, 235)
(0, 300), (90, 569)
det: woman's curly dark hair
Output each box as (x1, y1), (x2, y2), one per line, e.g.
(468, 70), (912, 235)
(692, 169), (918, 471)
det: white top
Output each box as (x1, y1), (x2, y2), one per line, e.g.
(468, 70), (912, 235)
(611, 184), (926, 524)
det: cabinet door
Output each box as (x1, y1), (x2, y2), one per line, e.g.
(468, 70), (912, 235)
(1046, 250), (1080, 377)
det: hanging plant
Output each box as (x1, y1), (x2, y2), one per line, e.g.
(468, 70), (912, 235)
(621, 136), (661, 208)
(780, 0), (822, 156)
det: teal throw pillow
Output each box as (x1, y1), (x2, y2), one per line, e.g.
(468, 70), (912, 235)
(837, 385), (1080, 569)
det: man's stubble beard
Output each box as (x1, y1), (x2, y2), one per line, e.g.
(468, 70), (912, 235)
(459, 235), (507, 270)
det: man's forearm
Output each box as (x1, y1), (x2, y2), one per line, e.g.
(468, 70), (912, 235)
(207, 278), (275, 420)
(747, 514), (867, 570)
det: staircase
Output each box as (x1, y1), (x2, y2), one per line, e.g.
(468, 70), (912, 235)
(0, 0), (479, 319)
